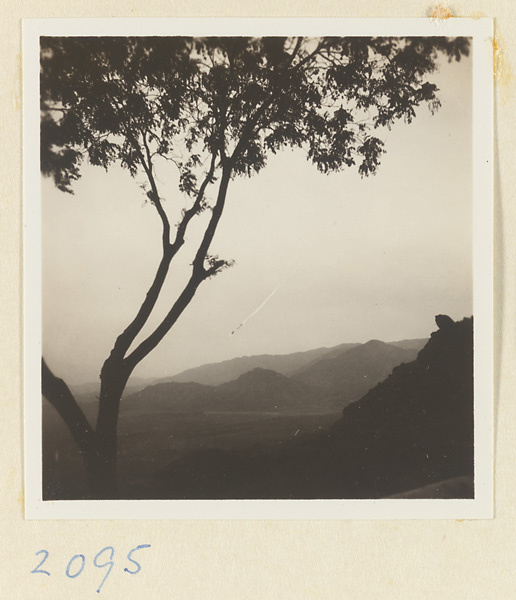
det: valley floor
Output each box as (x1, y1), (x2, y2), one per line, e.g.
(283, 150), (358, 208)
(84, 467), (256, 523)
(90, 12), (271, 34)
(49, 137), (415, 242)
(42, 404), (342, 500)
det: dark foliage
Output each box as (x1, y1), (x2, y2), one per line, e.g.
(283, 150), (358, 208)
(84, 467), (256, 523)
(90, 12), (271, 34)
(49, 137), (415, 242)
(41, 36), (469, 192)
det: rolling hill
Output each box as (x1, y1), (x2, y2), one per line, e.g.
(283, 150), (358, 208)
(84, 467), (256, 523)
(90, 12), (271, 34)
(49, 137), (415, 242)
(123, 338), (425, 416)
(125, 367), (326, 414)
(211, 368), (324, 412)
(161, 337), (426, 388)
(124, 340), (423, 416)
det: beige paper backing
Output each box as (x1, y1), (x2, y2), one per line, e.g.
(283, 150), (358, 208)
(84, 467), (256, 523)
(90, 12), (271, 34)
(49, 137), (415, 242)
(2, 2), (514, 598)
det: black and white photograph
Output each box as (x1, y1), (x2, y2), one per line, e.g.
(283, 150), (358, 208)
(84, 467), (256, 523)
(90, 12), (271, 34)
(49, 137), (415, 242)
(24, 19), (493, 518)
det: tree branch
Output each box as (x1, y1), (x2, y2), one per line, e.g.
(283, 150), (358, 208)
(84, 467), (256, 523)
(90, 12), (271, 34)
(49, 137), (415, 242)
(137, 130), (171, 251)
(170, 150), (218, 254)
(124, 166), (232, 371)
(286, 37), (303, 67)
(107, 150), (218, 363)
(123, 275), (202, 371)
(192, 166), (231, 275)
(290, 38), (330, 73)
(118, 42), (330, 371)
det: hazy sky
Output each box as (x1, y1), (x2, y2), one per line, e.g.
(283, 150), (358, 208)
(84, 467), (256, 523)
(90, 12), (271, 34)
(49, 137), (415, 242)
(42, 48), (472, 384)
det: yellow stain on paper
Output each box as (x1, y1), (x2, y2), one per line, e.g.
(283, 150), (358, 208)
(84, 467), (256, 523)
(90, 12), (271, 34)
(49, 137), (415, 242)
(428, 3), (452, 21)
(427, 5), (513, 105)
(493, 33), (514, 105)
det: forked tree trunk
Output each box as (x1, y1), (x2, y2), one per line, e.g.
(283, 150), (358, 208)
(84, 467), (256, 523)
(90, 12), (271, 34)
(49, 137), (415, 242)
(42, 358), (128, 500)
(41, 164), (233, 500)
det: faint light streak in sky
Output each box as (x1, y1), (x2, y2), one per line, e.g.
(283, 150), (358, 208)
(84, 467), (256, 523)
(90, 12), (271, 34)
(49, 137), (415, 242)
(230, 285), (280, 336)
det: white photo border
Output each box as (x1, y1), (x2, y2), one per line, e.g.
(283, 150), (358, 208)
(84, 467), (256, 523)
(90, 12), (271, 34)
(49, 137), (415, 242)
(24, 17), (494, 520)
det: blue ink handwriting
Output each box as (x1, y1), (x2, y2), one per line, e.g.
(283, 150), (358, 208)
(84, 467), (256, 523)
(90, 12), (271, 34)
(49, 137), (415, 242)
(31, 544), (151, 594)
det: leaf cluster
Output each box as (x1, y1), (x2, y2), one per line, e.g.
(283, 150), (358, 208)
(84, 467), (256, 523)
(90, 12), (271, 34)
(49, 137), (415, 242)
(40, 35), (470, 193)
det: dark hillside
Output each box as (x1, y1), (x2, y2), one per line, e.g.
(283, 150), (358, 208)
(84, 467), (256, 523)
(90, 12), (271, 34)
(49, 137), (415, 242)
(314, 315), (474, 498)
(150, 316), (474, 499)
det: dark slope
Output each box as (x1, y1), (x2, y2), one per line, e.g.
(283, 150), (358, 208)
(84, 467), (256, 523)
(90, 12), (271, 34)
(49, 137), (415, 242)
(307, 315), (475, 498)
(150, 316), (474, 499)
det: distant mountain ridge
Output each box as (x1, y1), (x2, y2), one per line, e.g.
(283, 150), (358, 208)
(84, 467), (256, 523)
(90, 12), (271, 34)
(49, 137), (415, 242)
(69, 337), (427, 396)
(126, 368), (326, 414)
(161, 343), (359, 386)
(126, 337), (427, 415)
(162, 337), (426, 387)
(292, 339), (420, 407)
(387, 338), (428, 350)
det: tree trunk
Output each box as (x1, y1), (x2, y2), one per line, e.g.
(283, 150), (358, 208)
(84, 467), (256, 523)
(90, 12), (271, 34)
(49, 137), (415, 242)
(42, 357), (134, 499)
(92, 357), (132, 499)
(83, 432), (119, 500)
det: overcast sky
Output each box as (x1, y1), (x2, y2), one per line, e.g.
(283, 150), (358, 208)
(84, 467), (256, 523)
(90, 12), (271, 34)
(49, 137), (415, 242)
(42, 48), (472, 385)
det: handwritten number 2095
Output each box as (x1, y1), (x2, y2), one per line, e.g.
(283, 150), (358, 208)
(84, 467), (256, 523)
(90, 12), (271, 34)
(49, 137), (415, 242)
(31, 545), (151, 593)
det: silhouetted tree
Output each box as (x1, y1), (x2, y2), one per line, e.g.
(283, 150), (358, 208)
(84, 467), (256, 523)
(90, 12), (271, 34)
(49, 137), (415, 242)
(40, 35), (469, 498)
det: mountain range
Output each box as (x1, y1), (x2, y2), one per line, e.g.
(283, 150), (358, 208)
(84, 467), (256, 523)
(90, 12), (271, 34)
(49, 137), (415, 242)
(159, 343), (360, 386)
(43, 317), (474, 500)
(125, 337), (426, 414)
(159, 338), (427, 387)
(292, 339), (418, 399)
(150, 316), (474, 499)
